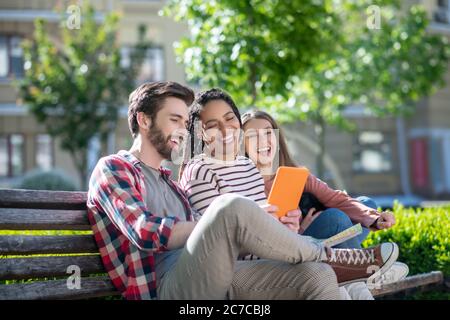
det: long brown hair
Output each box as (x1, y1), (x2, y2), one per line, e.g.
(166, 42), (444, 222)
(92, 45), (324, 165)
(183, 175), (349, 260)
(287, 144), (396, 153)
(241, 110), (297, 168)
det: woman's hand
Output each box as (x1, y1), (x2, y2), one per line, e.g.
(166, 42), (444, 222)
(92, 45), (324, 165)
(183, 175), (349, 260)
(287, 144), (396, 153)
(298, 208), (322, 234)
(280, 209), (301, 233)
(374, 211), (396, 230)
(259, 204), (300, 233)
(259, 204), (279, 219)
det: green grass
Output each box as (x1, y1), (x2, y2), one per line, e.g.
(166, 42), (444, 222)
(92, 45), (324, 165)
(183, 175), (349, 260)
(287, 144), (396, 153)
(0, 229), (94, 260)
(0, 229), (100, 286)
(0, 230), (92, 236)
(407, 290), (450, 300)
(363, 203), (449, 300)
(363, 204), (449, 277)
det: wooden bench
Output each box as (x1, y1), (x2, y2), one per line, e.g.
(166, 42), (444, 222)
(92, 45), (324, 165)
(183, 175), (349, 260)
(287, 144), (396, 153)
(0, 189), (445, 300)
(0, 189), (120, 300)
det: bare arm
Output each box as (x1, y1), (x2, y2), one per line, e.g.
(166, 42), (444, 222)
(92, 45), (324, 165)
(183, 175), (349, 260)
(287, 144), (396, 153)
(167, 221), (198, 250)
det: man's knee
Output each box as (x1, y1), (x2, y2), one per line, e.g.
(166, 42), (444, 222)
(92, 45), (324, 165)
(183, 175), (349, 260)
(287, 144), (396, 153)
(205, 193), (261, 223)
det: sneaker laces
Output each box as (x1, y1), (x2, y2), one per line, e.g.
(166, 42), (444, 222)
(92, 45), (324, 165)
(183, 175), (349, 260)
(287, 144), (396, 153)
(329, 248), (375, 265)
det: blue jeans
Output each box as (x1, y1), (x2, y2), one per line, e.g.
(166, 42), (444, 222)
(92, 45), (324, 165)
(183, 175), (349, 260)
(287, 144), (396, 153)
(302, 196), (377, 248)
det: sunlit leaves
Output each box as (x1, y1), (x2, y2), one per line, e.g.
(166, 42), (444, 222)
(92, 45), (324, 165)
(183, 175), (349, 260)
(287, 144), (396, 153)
(166, 0), (449, 125)
(165, 0), (342, 107)
(17, 3), (150, 184)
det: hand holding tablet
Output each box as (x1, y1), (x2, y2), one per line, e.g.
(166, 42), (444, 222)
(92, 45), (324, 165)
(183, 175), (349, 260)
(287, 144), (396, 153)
(267, 166), (310, 218)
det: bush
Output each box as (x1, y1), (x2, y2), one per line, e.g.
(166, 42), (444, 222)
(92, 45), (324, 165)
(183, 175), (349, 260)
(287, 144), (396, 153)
(363, 203), (449, 277)
(16, 168), (78, 191)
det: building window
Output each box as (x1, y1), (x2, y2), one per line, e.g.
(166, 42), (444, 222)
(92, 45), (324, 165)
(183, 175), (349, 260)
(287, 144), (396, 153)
(434, 0), (450, 24)
(35, 134), (53, 171)
(120, 46), (165, 83)
(0, 134), (25, 177)
(0, 35), (24, 79)
(352, 131), (393, 173)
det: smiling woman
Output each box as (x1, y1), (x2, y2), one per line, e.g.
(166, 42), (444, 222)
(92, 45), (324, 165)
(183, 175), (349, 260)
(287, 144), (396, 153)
(182, 88), (243, 163)
(178, 89), (300, 235)
(240, 109), (397, 246)
(179, 88), (268, 215)
(198, 99), (241, 161)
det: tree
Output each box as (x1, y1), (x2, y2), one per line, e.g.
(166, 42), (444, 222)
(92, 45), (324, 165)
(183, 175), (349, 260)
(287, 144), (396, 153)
(165, 0), (343, 107)
(166, 0), (450, 179)
(277, 3), (450, 178)
(17, 3), (149, 188)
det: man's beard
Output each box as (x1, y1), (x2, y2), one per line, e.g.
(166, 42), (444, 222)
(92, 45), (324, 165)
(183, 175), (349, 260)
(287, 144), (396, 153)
(147, 122), (173, 160)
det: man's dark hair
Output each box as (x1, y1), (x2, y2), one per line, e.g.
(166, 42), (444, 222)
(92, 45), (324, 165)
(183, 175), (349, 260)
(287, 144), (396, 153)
(189, 88), (242, 131)
(128, 81), (195, 138)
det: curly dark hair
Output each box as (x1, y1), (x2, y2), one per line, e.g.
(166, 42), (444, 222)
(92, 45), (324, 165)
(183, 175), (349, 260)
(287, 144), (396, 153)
(180, 88), (242, 178)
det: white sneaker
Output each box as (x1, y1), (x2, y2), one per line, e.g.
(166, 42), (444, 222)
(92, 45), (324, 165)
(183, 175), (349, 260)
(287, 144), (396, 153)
(339, 286), (352, 300)
(367, 261), (409, 289)
(344, 282), (375, 300)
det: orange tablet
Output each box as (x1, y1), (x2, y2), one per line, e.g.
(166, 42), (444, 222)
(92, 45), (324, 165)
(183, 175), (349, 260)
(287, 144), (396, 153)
(267, 166), (310, 218)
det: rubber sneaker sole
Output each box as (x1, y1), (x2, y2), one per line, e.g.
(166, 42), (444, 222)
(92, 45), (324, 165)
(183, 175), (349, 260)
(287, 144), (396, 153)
(338, 242), (399, 287)
(370, 261), (409, 288)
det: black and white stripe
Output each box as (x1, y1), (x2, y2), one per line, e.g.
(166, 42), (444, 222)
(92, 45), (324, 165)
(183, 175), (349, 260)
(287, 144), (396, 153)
(180, 155), (267, 214)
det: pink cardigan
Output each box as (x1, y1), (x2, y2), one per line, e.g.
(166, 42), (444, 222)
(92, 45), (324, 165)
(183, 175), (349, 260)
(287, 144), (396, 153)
(265, 173), (381, 229)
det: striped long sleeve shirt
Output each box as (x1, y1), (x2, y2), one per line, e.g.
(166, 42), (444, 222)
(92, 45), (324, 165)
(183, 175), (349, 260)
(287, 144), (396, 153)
(179, 155), (267, 215)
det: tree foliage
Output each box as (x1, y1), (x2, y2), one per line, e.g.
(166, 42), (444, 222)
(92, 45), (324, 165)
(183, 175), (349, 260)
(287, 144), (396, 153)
(17, 3), (149, 187)
(165, 0), (342, 106)
(166, 0), (450, 178)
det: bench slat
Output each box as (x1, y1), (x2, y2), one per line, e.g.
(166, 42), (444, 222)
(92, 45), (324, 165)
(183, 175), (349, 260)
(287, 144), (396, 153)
(0, 189), (87, 210)
(0, 235), (98, 255)
(0, 276), (120, 300)
(371, 271), (444, 297)
(0, 255), (105, 281)
(0, 208), (91, 230)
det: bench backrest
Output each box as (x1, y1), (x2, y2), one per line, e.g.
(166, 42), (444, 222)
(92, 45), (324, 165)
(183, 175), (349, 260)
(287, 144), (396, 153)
(0, 190), (444, 300)
(0, 189), (120, 300)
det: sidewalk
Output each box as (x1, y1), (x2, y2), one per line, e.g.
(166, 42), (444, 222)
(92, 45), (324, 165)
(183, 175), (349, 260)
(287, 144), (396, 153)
(360, 194), (450, 209)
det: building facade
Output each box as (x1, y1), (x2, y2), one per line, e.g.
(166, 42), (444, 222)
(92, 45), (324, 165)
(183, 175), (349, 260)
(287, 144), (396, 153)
(0, 0), (188, 188)
(0, 0), (449, 201)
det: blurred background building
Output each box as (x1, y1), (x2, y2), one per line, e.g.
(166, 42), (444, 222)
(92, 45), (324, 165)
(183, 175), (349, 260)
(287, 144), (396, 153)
(0, 0), (449, 205)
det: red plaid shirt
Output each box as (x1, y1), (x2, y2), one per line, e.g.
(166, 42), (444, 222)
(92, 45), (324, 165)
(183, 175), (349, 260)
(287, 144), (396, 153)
(87, 150), (196, 300)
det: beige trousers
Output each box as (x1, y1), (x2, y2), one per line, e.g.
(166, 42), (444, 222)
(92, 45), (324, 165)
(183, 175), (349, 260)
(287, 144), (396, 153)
(158, 194), (341, 300)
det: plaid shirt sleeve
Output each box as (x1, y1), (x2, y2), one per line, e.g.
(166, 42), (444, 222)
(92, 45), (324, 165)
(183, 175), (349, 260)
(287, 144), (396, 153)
(89, 155), (179, 252)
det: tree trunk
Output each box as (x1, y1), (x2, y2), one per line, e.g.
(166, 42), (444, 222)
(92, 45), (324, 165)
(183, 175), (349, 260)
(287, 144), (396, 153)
(70, 149), (88, 191)
(247, 8), (258, 107)
(249, 61), (258, 106)
(315, 115), (326, 180)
